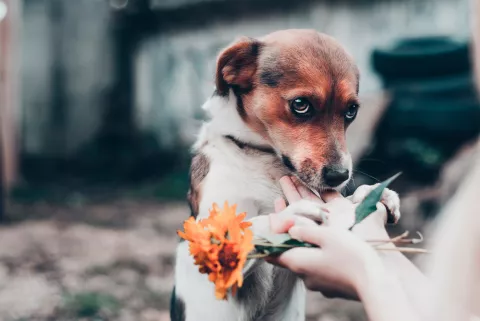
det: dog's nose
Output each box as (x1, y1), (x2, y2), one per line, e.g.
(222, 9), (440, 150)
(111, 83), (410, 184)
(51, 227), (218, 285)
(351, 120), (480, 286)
(322, 167), (350, 187)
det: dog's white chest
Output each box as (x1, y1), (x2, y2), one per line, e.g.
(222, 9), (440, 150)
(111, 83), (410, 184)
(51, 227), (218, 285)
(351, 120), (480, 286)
(198, 141), (286, 219)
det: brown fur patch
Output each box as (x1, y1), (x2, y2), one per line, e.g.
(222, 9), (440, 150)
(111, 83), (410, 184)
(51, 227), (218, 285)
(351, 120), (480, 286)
(245, 30), (358, 190)
(187, 153), (210, 218)
(215, 37), (261, 96)
(298, 158), (317, 184)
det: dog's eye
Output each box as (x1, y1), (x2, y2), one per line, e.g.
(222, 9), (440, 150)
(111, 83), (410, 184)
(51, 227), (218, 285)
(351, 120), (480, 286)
(345, 104), (359, 121)
(290, 98), (312, 117)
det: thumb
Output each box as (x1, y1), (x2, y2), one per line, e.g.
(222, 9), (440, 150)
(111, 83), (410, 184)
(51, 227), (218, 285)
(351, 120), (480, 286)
(288, 225), (329, 246)
(274, 198), (287, 213)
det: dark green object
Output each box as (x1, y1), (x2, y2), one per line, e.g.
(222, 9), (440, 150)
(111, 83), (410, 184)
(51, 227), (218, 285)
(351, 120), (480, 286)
(255, 239), (317, 256)
(369, 35), (479, 184)
(372, 36), (470, 84)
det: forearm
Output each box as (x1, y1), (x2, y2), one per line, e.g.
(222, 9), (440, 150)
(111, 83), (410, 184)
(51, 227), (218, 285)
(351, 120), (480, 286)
(382, 249), (480, 321)
(352, 220), (426, 320)
(353, 216), (432, 318)
(380, 250), (432, 319)
(357, 261), (421, 321)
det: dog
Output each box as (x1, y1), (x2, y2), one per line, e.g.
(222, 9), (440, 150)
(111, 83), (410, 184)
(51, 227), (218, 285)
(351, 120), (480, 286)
(170, 29), (401, 321)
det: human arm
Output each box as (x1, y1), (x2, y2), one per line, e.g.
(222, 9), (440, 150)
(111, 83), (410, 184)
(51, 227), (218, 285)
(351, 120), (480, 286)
(268, 176), (423, 321)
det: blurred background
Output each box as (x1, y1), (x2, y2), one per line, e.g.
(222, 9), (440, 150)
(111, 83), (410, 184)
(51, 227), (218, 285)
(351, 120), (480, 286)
(0, 0), (479, 320)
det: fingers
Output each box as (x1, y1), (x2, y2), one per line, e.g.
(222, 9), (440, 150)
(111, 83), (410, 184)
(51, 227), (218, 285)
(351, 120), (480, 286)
(269, 213), (296, 233)
(270, 199), (327, 233)
(280, 199), (328, 223)
(268, 247), (321, 274)
(291, 177), (324, 203)
(288, 225), (329, 246)
(274, 198), (287, 213)
(279, 175), (343, 204)
(270, 212), (321, 234)
(270, 215), (318, 233)
(279, 176), (302, 204)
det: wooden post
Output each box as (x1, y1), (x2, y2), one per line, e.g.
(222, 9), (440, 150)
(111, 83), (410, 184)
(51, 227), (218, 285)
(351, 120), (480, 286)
(0, 0), (21, 220)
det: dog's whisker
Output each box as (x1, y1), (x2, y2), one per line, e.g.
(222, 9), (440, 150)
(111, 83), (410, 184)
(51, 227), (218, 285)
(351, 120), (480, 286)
(350, 176), (357, 189)
(344, 184), (352, 195)
(357, 158), (387, 165)
(353, 169), (380, 183)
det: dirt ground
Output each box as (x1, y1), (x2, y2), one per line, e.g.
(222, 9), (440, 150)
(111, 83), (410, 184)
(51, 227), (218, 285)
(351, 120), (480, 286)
(0, 198), (368, 321)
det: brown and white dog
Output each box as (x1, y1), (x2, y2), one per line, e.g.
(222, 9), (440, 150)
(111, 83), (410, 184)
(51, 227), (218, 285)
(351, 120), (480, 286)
(171, 29), (400, 321)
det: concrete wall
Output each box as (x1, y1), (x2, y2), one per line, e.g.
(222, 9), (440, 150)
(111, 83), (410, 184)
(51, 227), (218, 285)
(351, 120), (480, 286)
(21, 0), (113, 156)
(20, 0), (470, 157)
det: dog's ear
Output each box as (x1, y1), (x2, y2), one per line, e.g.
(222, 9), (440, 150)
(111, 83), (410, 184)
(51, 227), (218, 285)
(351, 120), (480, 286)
(215, 37), (261, 96)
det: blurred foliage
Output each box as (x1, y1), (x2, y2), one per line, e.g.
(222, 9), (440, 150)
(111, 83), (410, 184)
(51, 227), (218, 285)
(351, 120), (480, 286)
(62, 292), (120, 319)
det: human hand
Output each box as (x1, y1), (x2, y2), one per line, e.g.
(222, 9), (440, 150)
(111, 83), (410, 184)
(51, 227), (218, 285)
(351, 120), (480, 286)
(266, 176), (392, 299)
(270, 176), (391, 240)
(267, 224), (385, 300)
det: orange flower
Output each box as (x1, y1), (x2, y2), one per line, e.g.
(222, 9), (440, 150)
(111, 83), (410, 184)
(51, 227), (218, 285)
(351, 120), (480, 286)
(177, 201), (254, 300)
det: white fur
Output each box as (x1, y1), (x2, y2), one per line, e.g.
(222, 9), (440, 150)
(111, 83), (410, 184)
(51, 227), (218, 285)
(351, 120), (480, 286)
(196, 90), (271, 151)
(196, 91), (288, 220)
(174, 91), (306, 321)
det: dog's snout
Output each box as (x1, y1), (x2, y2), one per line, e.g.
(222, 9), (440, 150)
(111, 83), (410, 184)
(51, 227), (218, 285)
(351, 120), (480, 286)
(322, 166), (349, 187)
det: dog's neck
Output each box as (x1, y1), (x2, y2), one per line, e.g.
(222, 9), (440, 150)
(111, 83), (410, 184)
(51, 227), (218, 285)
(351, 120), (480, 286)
(195, 90), (275, 154)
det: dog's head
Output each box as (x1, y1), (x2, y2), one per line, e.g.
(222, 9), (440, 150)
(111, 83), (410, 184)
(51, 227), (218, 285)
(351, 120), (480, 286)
(215, 29), (359, 192)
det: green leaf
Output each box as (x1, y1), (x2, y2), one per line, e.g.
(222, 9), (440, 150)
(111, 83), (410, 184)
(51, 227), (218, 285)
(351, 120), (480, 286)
(254, 239), (317, 256)
(284, 239), (317, 248)
(351, 172), (401, 230)
(254, 245), (289, 256)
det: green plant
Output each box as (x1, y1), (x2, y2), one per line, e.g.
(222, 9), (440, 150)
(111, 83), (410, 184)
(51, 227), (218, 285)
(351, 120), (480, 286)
(62, 292), (120, 318)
